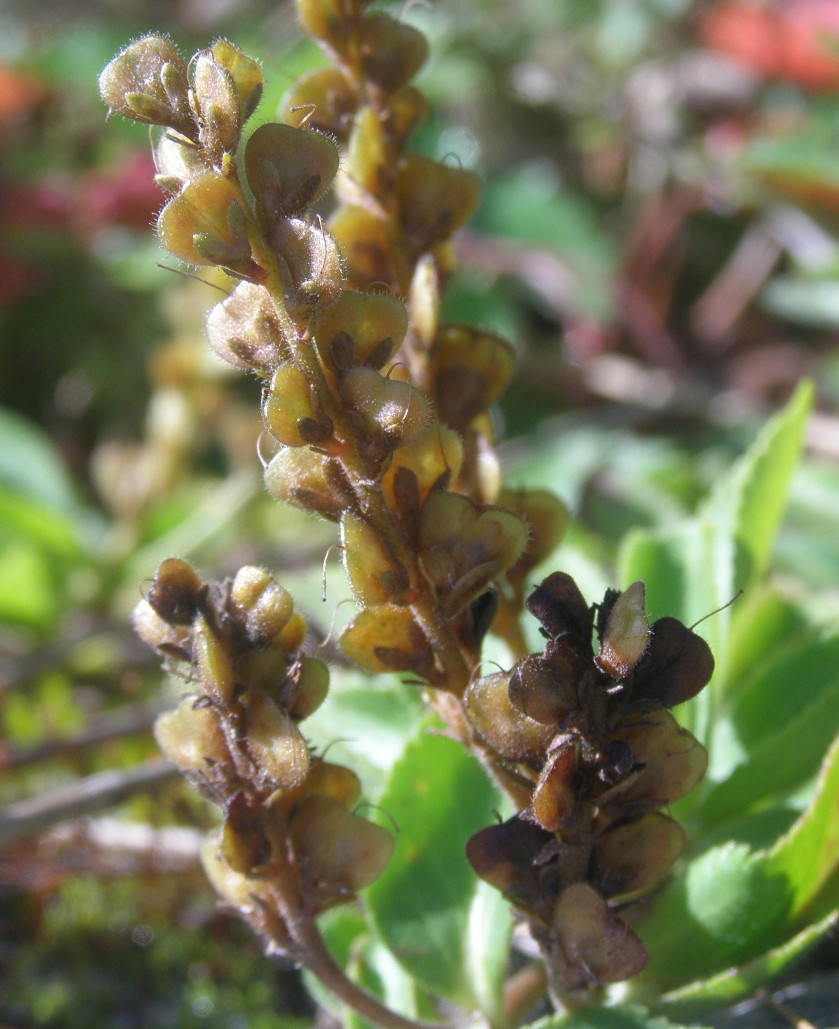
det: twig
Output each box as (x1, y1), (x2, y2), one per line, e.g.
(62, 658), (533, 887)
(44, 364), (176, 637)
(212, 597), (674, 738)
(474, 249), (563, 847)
(0, 701), (165, 771)
(0, 759), (179, 848)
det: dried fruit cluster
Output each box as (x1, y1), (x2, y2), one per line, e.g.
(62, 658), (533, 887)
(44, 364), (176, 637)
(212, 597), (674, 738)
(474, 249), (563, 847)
(101, 0), (714, 1017)
(466, 573), (714, 993)
(135, 558), (393, 949)
(99, 5), (566, 704)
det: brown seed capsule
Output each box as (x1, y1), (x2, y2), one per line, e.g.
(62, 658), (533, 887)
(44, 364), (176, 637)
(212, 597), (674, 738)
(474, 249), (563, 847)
(385, 86), (428, 144)
(508, 651), (578, 725)
(241, 689), (311, 791)
(245, 123), (339, 224)
(396, 155), (481, 252)
(431, 325), (516, 430)
(154, 697), (230, 775)
(194, 615), (236, 705)
(230, 566), (295, 646)
(340, 605), (435, 678)
(549, 883), (648, 990)
(295, 0), (361, 50)
(593, 812), (686, 903)
(418, 492), (529, 615)
(357, 13), (429, 93)
(280, 67), (358, 139)
(466, 815), (554, 917)
(286, 656), (330, 721)
(157, 172), (259, 277)
(264, 447), (350, 521)
(132, 598), (191, 656)
(312, 290), (407, 380)
(146, 557), (203, 625)
(329, 205), (401, 292)
(596, 581), (650, 680)
(209, 40), (264, 124)
(498, 489), (570, 584)
(342, 512), (411, 606)
(271, 217), (344, 314)
(301, 758), (362, 808)
(531, 742), (579, 832)
(341, 367), (431, 448)
(465, 671), (555, 762)
(625, 617), (715, 708)
(526, 572), (594, 653)
(599, 710), (708, 817)
(154, 131), (208, 194)
(289, 795), (394, 906)
(220, 791), (270, 872)
(202, 833), (288, 940)
(99, 35), (194, 139)
(264, 362), (329, 448)
(192, 51), (241, 161)
(381, 426), (463, 516)
(206, 281), (289, 374)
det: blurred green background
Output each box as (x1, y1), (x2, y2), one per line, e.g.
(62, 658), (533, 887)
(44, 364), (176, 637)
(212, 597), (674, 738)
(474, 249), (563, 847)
(3, 0), (839, 1025)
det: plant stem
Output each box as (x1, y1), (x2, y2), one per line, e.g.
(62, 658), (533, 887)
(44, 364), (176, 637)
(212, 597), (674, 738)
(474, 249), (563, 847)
(266, 844), (462, 1029)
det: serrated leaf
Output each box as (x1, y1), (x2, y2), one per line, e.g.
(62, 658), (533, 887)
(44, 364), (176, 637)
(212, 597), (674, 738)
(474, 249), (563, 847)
(766, 732), (839, 924)
(638, 842), (789, 990)
(709, 379), (812, 605)
(657, 911), (838, 1020)
(365, 731), (500, 1007)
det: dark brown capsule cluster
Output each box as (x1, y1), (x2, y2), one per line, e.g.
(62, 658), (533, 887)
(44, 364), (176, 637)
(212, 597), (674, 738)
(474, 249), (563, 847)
(134, 559), (393, 947)
(465, 572), (714, 993)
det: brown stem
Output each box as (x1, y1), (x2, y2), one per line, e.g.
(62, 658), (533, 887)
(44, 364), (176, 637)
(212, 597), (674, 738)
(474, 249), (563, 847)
(289, 913), (460, 1029)
(502, 963), (548, 1028)
(265, 844), (460, 1029)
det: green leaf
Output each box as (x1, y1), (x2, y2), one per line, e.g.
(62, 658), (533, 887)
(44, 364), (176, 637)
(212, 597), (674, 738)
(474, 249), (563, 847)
(620, 384), (813, 749)
(656, 911), (838, 1020)
(530, 1009), (709, 1029)
(638, 842), (789, 990)
(365, 730), (500, 1008)
(699, 686), (839, 828)
(0, 407), (81, 513)
(730, 636), (839, 753)
(709, 380), (812, 603)
(766, 732), (839, 924)
(721, 584), (810, 704)
(303, 677), (424, 799)
(0, 539), (60, 628)
(465, 880), (514, 1025)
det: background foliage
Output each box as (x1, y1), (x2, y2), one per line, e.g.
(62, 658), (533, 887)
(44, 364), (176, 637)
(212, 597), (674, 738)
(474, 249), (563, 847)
(2, 1), (839, 1026)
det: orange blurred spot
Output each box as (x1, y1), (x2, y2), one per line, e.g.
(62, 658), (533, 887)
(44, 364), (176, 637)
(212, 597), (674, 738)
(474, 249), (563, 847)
(702, 0), (839, 91)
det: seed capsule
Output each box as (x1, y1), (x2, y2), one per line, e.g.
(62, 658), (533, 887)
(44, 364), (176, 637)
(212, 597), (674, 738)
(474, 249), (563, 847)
(289, 795), (394, 906)
(465, 672), (554, 762)
(596, 581), (650, 680)
(206, 281), (289, 374)
(245, 123), (339, 224)
(99, 36), (194, 138)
